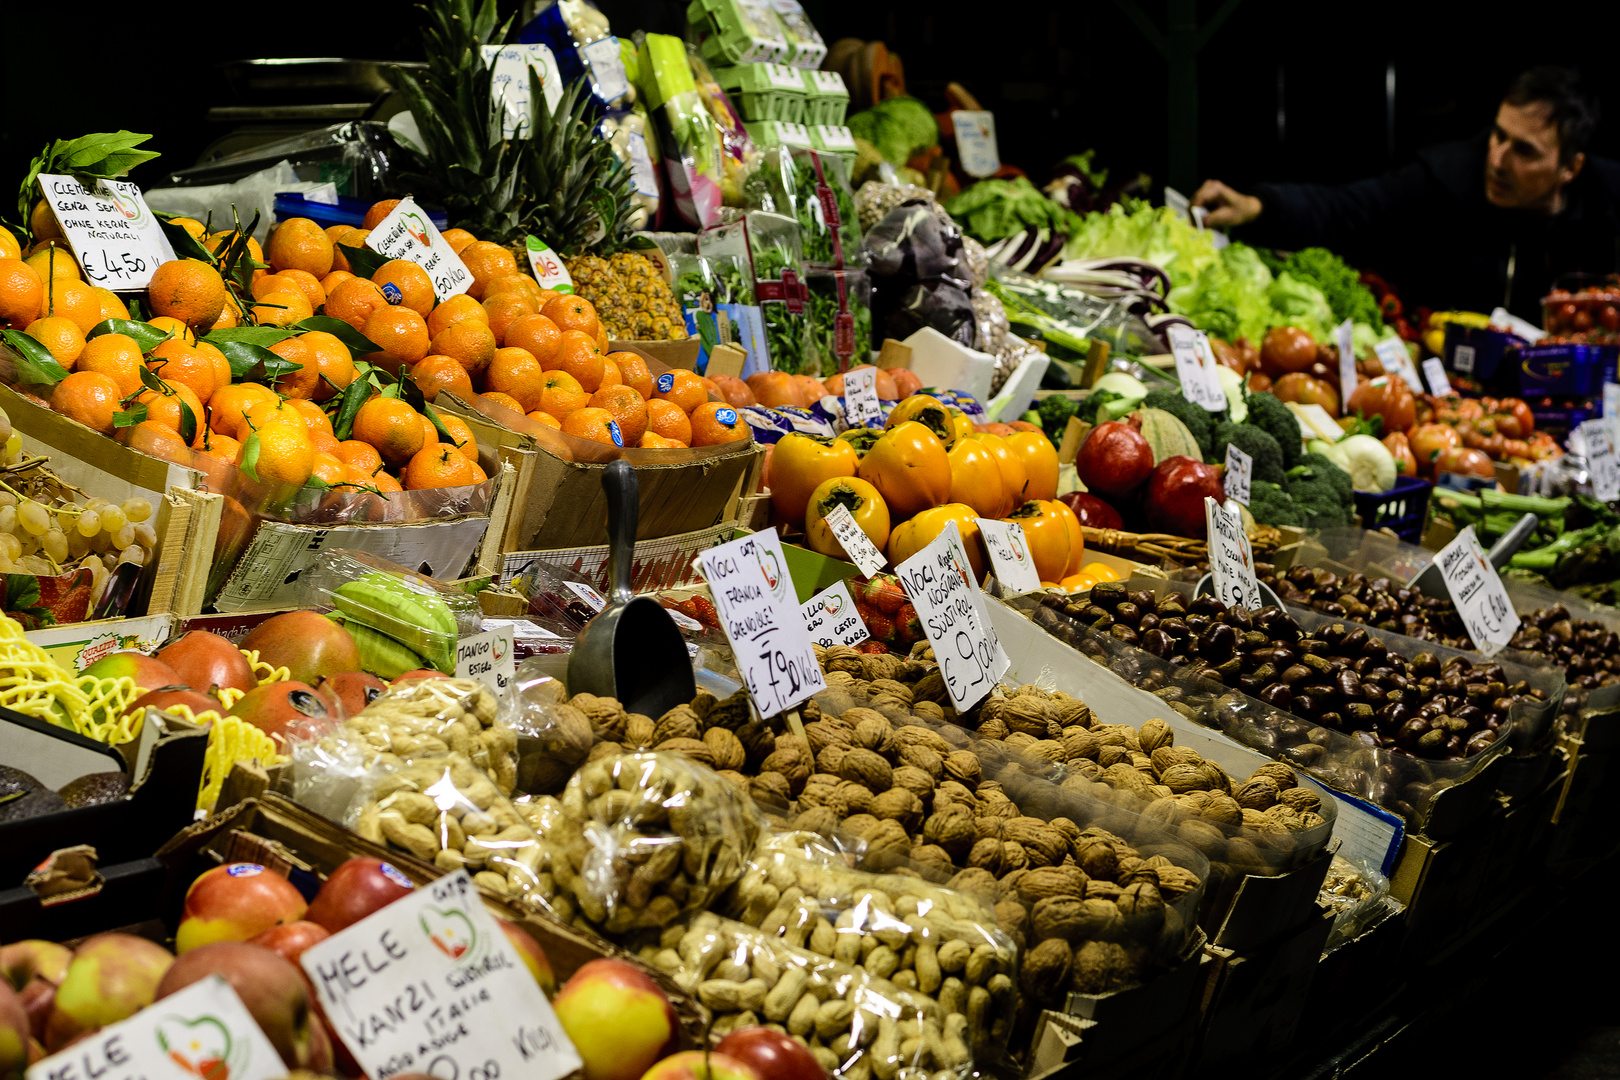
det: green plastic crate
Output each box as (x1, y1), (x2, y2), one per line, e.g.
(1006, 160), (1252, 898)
(745, 119), (814, 150)
(809, 124), (857, 169)
(687, 0), (787, 65)
(713, 62), (809, 124)
(801, 69), (849, 126)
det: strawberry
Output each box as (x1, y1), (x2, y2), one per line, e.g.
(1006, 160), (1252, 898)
(895, 603), (923, 642)
(870, 577), (905, 614)
(858, 640), (889, 654)
(864, 612), (896, 642)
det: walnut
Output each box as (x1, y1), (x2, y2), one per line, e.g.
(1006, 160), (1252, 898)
(943, 751), (982, 788)
(1203, 793), (1243, 826)
(864, 819), (912, 870)
(893, 725), (951, 755)
(652, 709), (701, 745)
(922, 805), (976, 858)
(1251, 762), (1297, 789)
(1234, 777), (1280, 810)
(911, 844), (954, 883)
(1160, 763), (1209, 794)
(1021, 939), (1073, 1003)
(804, 718), (853, 756)
(737, 721), (777, 767)
(792, 806), (841, 836)
(834, 780), (874, 816)
(1263, 804), (1304, 831)
(1085, 880), (1122, 903)
(1000, 841), (1030, 873)
(1278, 786), (1322, 815)
(1178, 819), (1227, 856)
(1002, 696), (1055, 737)
(761, 742), (811, 795)
(1096, 745), (1129, 770)
(861, 653), (906, 682)
(570, 693), (628, 739)
(1101, 763), (1155, 798)
(837, 748), (893, 791)
(1073, 837), (1120, 881)
(911, 670), (948, 704)
(869, 788), (923, 830)
(1070, 941), (1141, 995)
(1150, 745), (1202, 775)
(1016, 865), (1088, 904)
(948, 867), (1000, 900)
(852, 714), (894, 754)
(1004, 818), (1067, 867)
(1029, 896), (1085, 942)
(898, 743), (944, 779)
(585, 741), (625, 763)
(977, 717), (1009, 741)
(1116, 882), (1165, 937)
(702, 728), (746, 771)
(1155, 866), (1200, 901)
(688, 689), (720, 719)
(978, 790), (1019, 820)
(1301, 811), (1327, 830)
(1094, 724), (1142, 753)
(891, 765), (935, 804)
(655, 737), (715, 768)
(816, 744), (849, 775)
(1052, 695), (1092, 728)
(841, 813), (880, 838)
(1025, 740), (1067, 764)
(995, 868), (1029, 902)
(868, 678), (914, 705)
(704, 691), (751, 730)
(623, 713), (656, 749)
(1004, 732), (1038, 751)
(1138, 717), (1173, 752)
(1200, 761), (1233, 795)
(913, 701), (945, 720)
(824, 645), (865, 674)
(749, 771), (792, 807)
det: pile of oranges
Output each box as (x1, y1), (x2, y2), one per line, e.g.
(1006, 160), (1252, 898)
(0, 198), (750, 496)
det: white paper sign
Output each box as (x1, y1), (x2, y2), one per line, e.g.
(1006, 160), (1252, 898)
(626, 132), (659, 197)
(1375, 338), (1424, 394)
(563, 581), (606, 611)
(952, 111), (1001, 178)
(800, 580), (870, 648)
(38, 174), (175, 291)
(1167, 325), (1226, 412)
(580, 37), (630, 101)
(1336, 319), (1358, 397)
(894, 521), (1009, 710)
(974, 518), (1043, 593)
(524, 236), (574, 293)
(365, 197), (473, 299)
(1578, 418), (1620, 502)
(455, 626), (516, 695)
(28, 976), (287, 1080)
(482, 44), (562, 138)
(302, 871), (580, 1080)
(1205, 497), (1261, 610)
(1434, 525), (1521, 656)
(1422, 357), (1452, 397)
(843, 366), (881, 427)
(697, 529), (826, 716)
(1223, 444), (1252, 506)
(1164, 186), (1191, 220)
(1606, 382), (1620, 446)
(822, 503), (887, 577)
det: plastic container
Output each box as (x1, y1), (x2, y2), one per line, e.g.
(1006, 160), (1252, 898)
(805, 268), (872, 373)
(1515, 342), (1619, 395)
(809, 124), (857, 169)
(752, 147), (863, 270)
(272, 193), (449, 230)
(1350, 474), (1433, 544)
(801, 69), (849, 125)
(767, 0), (827, 67)
(301, 550), (482, 674)
(903, 327), (997, 402)
(1542, 284), (1620, 344)
(686, 0), (788, 65)
(515, 0), (632, 108)
(711, 62), (809, 123)
(697, 211), (812, 374)
(743, 119), (813, 151)
(1442, 322), (1520, 383)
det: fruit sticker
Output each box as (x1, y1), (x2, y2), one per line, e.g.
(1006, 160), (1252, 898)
(420, 905), (476, 959)
(224, 864), (264, 878)
(379, 862), (414, 890)
(657, 372), (675, 394)
(158, 1015), (234, 1080)
(717, 407), (738, 426)
(608, 419), (624, 447)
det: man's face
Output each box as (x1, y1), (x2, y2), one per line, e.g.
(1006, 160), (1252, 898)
(1485, 100), (1583, 212)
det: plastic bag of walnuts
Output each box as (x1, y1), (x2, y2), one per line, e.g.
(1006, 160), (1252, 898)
(539, 752), (766, 936)
(644, 910), (979, 1080)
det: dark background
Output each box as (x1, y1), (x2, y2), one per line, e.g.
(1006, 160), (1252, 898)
(9, 1), (1620, 214)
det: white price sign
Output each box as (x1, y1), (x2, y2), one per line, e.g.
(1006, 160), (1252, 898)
(27, 976), (287, 1080)
(364, 196), (473, 299)
(1167, 325), (1226, 412)
(842, 366), (882, 428)
(697, 529), (826, 716)
(1205, 497), (1262, 610)
(1434, 525), (1521, 656)
(951, 111), (1001, 178)
(580, 36), (630, 101)
(1223, 443), (1252, 506)
(800, 580), (870, 648)
(482, 44), (562, 138)
(1606, 381), (1620, 447)
(1578, 417), (1620, 502)
(974, 518), (1043, 593)
(1422, 357), (1452, 397)
(894, 521), (1010, 711)
(302, 871), (581, 1080)
(627, 132), (659, 197)
(1375, 338), (1424, 394)
(37, 174), (175, 291)
(455, 626), (515, 695)
(563, 580), (607, 611)
(822, 503), (887, 577)
(1336, 319), (1358, 397)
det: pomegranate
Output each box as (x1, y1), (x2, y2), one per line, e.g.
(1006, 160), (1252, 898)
(1076, 419), (1154, 498)
(1143, 456), (1224, 538)
(1058, 491), (1125, 531)
(1260, 326), (1318, 376)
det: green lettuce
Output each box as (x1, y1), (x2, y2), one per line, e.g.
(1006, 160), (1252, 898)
(946, 178), (1083, 243)
(846, 96), (938, 166)
(1061, 202), (1219, 288)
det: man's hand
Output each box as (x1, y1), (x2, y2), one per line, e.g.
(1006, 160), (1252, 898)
(1192, 180), (1263, 228)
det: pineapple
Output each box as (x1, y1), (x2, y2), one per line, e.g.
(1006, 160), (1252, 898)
(609, 251), (688, 342)
(568, 253), (632, 338)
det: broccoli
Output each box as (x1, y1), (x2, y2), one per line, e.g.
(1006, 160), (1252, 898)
(1142, 388), (1215, 458)
(1037, 395), (1078, 443)
(1243, 391), (1304, 468)
(1285, 453), (1356, 528)
(1248, 481), (1306, 527)
(1075, 389), (1125, 425)
(1211, 421), (1286, 485)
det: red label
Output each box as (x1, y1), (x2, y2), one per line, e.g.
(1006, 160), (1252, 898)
(835, 311), (855, 360)
(781, 269), (804, 315)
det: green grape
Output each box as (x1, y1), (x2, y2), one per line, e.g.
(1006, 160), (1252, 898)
(76, 510), (101, 538)
(121, 498), (153, 523)
(0, 534), (21, 561)
(99, 506), (127, 533)
(18, 501), (50, 536)
(133, 523), (157, 548)
(119, 545), (146, 566)
(4, 434), (20, 460)
(0, 506), (16, 533)
(0, 492), (16, 509)
(42, 530), (68, 563)
(110, 524), (135, 549)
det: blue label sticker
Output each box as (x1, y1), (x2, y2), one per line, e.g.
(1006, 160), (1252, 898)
(380, 281), (404, 305)
(717, 408), (738, 426)
(379, 862), (414, 890)
(656, 372), (675, 394)
(609, 420), (624, 446)
(226, 864), (265, 877)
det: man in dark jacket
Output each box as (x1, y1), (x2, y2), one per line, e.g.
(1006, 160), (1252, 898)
(1192, 66), (1620, 322)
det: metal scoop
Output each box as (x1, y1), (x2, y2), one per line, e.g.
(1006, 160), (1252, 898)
(566, 459), (696, 717)
(1408, 512), (1539, 599)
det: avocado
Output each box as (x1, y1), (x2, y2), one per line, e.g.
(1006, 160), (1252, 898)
(57, 771), (131, 808)
(0, 788), (67, 823)
(0, 764), (44, 801)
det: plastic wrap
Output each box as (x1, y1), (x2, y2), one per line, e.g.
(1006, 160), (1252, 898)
(855, 181), (939, 234)
(698, 212), (812, 374)
(753, 147), (865, 270)
(687, 0), (790, 65)
(806, 269), (873, 374)
(686, 48), (762, 207)
(301, 550), (482, 675)
(517, 0), (633, 109)
(671, 250), (760, 369)
(1319, 852), (1390, 953)
(769, 0), (828, 67)
(864, 200), (975, 347)
(600, 108), (661, 229)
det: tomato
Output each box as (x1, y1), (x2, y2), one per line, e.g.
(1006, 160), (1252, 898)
(886, 503), (984, 580)
(1382, 431), (1417, 477)
(1273, 372), (1340, 417)
(1049, 498), (1086, 575)
(885, 394), (957, 449)
(968, 433), (1029, 508)
(947, 438), (1010, 518)
(803, 476), (891, 559)
(1003, 501), (1072, 583)
(769, 433), (859, 526)
(1436, 445), (1495, 479)
(1060, 573), (1099, 592)
(856, 421), (952, 518)
(1006, 430), (1059, 501)
(1498, 397), (1535, 438)
(1409, 423), (1461, 476)
(1347, 376), (1416, 434)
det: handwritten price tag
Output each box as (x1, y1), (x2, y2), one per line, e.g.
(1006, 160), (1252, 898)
(455, 626), (515, 695)
(1375, 338), (1424, 394)
(1336, 319), (1358, 397)
(951, 111), (1001, 179)
(1167, 325), (1226, 413)
(482, 44), (562, 138)
(1578, 417), (1620, 502)
(822, 503), (887, 577)
(1434, 525), (1520, 656)
(800, 580), (870, 648)
(302, 871), (580, 1080)
(1223, 444), (1252, 506)
(37, 174), (174, 291)
(894, 521), (1009, 711)
(974, 518), (1042, 593)
(1205, 497), (1261, 610)
(1422, 357), (1452, 397)
(697, 529), (826, 716)
(365, 197), (473, 300)
(842, 366), (881, 428)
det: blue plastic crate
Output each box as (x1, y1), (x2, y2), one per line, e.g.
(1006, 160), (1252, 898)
(1353, 474), (1432, 543)
(272, 193), (449, 230)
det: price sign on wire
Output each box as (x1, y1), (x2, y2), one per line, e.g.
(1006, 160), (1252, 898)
(1205, 497), (1262, 610)
(894, 521), (1010, 711)
(1422, 357), (1453, 397)
(37, 174), (175, 291)
(1336, 319), (1359, 397)
(843, 365), (882, 428)
(301, 871), (581, 1080)
(800, 580), (870, 648)
(1434, 525), (1521, 656)
(1375, 338), (1424, 394)
(1167, 325), (1226, 412)
(1223, 443), (1253, 506)
(697, 529), (826, 716)
(1578, 417), (1620, 502)
(482, 44), (562, 138)
(365, 197), (474, 299)
(974, 518), (1043, 593)
(454, 625), (515, 696)
(951, 111), (1001, 178)
(822, 503), (887, 577)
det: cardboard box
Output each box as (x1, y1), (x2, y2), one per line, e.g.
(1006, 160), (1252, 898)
(612, 338), (703, 371)
(1388, 801), (1505, 957)
(26, 614), (177, 672)
(1048, 934), (1208, 1069)
(0, 856), (169, 945)
(1194, 908), (1335, 1067)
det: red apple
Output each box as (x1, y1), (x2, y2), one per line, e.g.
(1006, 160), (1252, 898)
(1076, 419), (1154, 498)
(1143, 456), (1224, 538)
(0, 942), (71, 992)
(304, 857), (416, 934)
(640, 1051), (763, 1080)
(247, 921), (330, 965)
(716, 1027), (826, 1080)
(0, 980), (29, 1080)
(554, 959), (679, 1080)
(176, 863), (308, 954)
(239, 611), (360, 686)
(155, 630), (257, 695)
(155, 943), (315, 1071)
(497, 918), (556, 998)
(43, 934), (174, 1050)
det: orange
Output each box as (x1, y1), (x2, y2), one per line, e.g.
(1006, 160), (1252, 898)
(267, 217), (335, 277)
(196, 341), (233, 397)
(460, 242), (519, 298)
(284, 397), (334, 436)
(644, 398), (693, 445)
(652, 368), (706, 414)
(92, 287), (130, 321)
(361, 306), (430, 371)
(308, 428), (341, 456)
(146, 339), (222, 404)
(24, 316), (85, 366)
(542, 294), (599, 336)
(362, 200), (402, 230)
(251, 289), (314, 327)
(590, 384), (648, 445)
(211, 294), (245, 329)
(351, 396), (425, 466)
(320, 270), (356, 294)
(49, 371), (121, 434)
(25, 243), (80, 283)
(561, 406), (626, 447)
(483, 273), (542, 303)
(595, 325), (609, 353)
(247, 421), (315, 486)
(29, 201), (62, 242)
(0, 226), (21, 261)
(338, 462), (379, 488)
(403, 443), (480, 490)
(429, 320), (497, 378)
(235, 395), (305, 440)
(268, 268), (326, 311)
(556, 330), (604, 392)
(329, 230), (369, 273)
(335, 440), (385, 475)
(598, 358), (623, 390)
(417, 412), (438, 447)
(412, 354), (476, 402)
(639, 432), (686, 449)
(195, 430), (244, 466)
(479, 392), (524, 416)
(209, 383), (278, 436)
(323, 224), (357, 246)
(124, 420), (192, 464)
(436, 412), (478, 463)
(146, 316), (196, 345)
(168, 218), (207, 241)
(526, 411), (561, 429)
(310, 451), (347, 486)
(272, 330), (353, 401)
(503, 314), (562, 368)
(610, 352), (653, 399)
(77, 333), (144, 394)
(371, 471), (404, 494)
(372, 259), (436, 316)
(485, 347), (545, 411)
(39, 278), (101, 334)
(482, 291), (537, 345)
(0, 259), (43, 325)
(251, 272), (298, 300)
(147, 258), (227, 329)
(440, 228), (477, 255)
(689, 401), (749, 446)
(325, 277), (388, 330)
(538, 370), (588, 418)
(536, 289), (561, 307)
(137, 381), (206, 438)
(427, 293), (487, 338)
